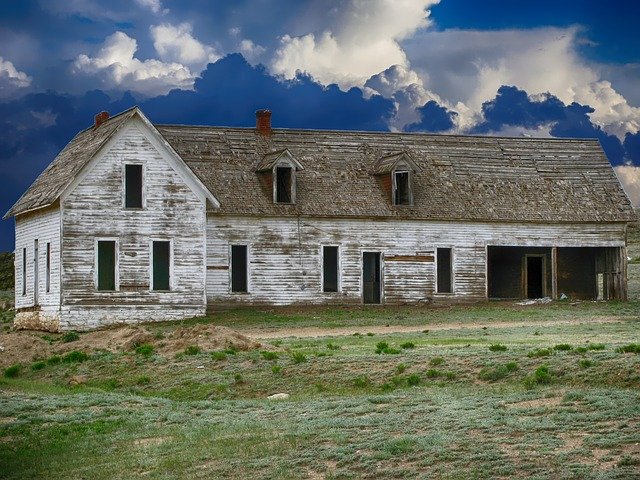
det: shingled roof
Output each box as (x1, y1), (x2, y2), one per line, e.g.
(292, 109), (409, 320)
(5, 107), (636, 223)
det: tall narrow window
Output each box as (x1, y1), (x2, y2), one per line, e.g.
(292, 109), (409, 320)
(394, 171), (411, 205)
(152, 241), (171, 291)
(21, 248), (26, 296)
(97, 240), (116, 291)
(231, 245), (248, 293)
(45, 242), (51, 293)
(275, 166), (293, 203)
(124, 164), (143, 208)
(436, 248), (452, 294)
(323, 246), (339, 292)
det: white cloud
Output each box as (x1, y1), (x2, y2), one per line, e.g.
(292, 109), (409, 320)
(614, 166), (640, 206)
(151, 23), (220, 71)
(0, 57), (32, 98)
(72, 31), (194, 96)
(134, 0), (166, 15)
(238, 39), (266, 63)
(271, 0), (440, 89)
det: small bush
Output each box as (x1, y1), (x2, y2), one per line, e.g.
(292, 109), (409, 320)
(478, 365), (509, 381)
(353, 375), (371, 388)
(390, 376), (404, 387)
(579, 359), (594, 368)
(3, 364), (20, 378)
(395, 363), (407, 374)
(400, 342), (415, 349)
(407, 373), (421, 386)
(63, 351), (89, 363)
(616, 343), (640, 354)
(135, 344), (154, 356)
(326, 342), (340, 351)
(211, 351), (227, 361)
(587, 343), (605, 351)
(573, 346), (588, 354)
(426, 369), (441, 379)
(62, 331), (80, 343)
(31, 361), (46, 371)
(184, 345), (201, 356)
(261, 351), (278, 361)
(46, 355), (61, 365)
(375, 341), (389, 353)
(554, 344), (573, 351)
(528, 348), (553, 358)
(489, 344), (508, 352)
(444, 371), (457, 380)
(136, 375), (151, 385)
(291, 352), (307, 364)
(430, 357), (444, 366)
(271, 365), (282, 375)
(505, 361), (519, 372)
(233, 373), (244, 384)
(524, 365), (553, 389)
(366, 332), (375, 337)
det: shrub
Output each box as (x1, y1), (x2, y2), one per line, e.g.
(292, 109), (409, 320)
(407, 373), (421, 386)
(136, 375), (151, 385)
(554, 344), (573, 351)
(261, 351), (278, 361)
(505, 361), (519, 372)
(184, 345), (201, 356)
(426, 369), (441, 379)
(617, 343), (640, 354)
(524, 365), (553, 389)
(135, 344), (154, 356)
(587, 343), (605, 351)
(3, 364), (20, 378)
(233, 373), (244, 384)
(366, 332), (375, 337)
(444, 371), (457, 380)
(326, 342), (340, 351)
(390, 376), (404, 387)
(63, 351), (89, 363)
(211, 351), (227, 361)
(271, 365), (282, 375)
(528, 348), (552, 358)
(375, 341), (389, 353)
(489, 344), (508, 352)
(579, 359), (594, 368)
(383, 348), (401, 355)
(62, 331), (80, 343)
(478, 365), (509, 382)
(400, 342), (415, 349)
(353, 375), (371, 388)
(430, 357), (444, 366)
(395, 363), (407, 374)
(46, 355), (61, 365)
(291, 352), (307, 364)
(31, 361), (46, 371)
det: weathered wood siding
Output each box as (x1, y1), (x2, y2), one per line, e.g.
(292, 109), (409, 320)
(206, 216), (626, 306)
(13, 206), (62, 330)
(60, 123), (206, 329)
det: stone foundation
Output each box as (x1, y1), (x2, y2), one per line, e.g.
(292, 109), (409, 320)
(14, 309), (61, 332)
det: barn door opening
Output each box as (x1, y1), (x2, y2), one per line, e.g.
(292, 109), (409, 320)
(525, 255), (544, 299)
(362, 252), (381, 304)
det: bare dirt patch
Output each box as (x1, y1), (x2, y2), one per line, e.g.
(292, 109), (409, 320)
(506, 396), (563, 409)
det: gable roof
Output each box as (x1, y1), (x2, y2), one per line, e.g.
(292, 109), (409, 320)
(157, 125), (636, 223)
(254, 149), (304, 172)
(372, 151), (421, 175)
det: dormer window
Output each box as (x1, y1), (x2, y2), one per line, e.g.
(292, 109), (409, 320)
(373, 151), (420, 207)
(275, 166), (293, 203)
(393, 170), (411, 205)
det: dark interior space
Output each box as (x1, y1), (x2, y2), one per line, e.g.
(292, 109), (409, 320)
(487, 246), (551, 299)
(363, 252), (381, 304)
(526, 256), (543, 298)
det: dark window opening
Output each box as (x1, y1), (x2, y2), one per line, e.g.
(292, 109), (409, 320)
(125, 164), (143, 208)
(231, 245), (248, 292)
(22, 248), (26, 296)
(362, 252), (382, 304)
(152, 241), (171, 291)
(394, 171), (410, 205)
(323, 246), (339, 292)
(97, 241), (116, 291)
(46, 242), (51, 293)
(437, 248), (452, 293)
(275, 166), (293, 203)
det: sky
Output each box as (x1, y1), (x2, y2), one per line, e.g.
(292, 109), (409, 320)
(0, 0), (639, 251)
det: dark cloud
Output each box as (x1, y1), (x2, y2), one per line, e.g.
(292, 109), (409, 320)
(404, 100), (458, 133)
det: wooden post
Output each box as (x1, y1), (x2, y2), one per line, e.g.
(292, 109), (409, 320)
(551, 247), (558, 300)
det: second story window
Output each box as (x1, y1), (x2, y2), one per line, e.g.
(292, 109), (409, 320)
(393, 170), (411, 205)
(124, 164), (143, 208)
(275, 166), (293, 203)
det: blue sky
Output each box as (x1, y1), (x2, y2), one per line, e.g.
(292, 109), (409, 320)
(0, 0), (639, 251)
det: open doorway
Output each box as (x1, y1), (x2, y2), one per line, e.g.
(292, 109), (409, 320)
(525, 255), (545, 299)
(362, 252), (381, 304)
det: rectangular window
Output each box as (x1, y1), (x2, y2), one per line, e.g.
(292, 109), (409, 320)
(275, 166), (293, 203)
(230, 245), (248, 293)
(152, 241), (171, 291)
(124, 164), (143, 208)
(322, 246), (339, 292)
(46, 242), (51, 293)
(21, 248), (26, 296)
(394, 171), (411, 205)
(97, 240), (116, 291)
(436, 248), (452, 294)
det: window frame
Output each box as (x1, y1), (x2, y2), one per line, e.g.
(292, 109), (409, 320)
(321, 245), (341, 293)
(392, 169), (412, 206)
(123, 162), (145, 210)
(435, 247), (454, 294)
(149, 239), (173, 292)
(94, 238), (119, 292)
(230, 244), (250, 293)
(272, 162), (296, 204)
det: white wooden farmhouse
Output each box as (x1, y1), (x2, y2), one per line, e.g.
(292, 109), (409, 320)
(4, 107), (636, 331)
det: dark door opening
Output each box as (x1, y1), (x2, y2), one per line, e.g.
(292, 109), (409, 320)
(526, 255), (544, 298)
(362, 252), (381, 304)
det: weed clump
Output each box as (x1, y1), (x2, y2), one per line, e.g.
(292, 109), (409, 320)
(478, 362), (518, 382)
(211, 351), (227, 361)
(554, 344), (573, 351)
(400, 342), (415, 349)
(430, 357), (444, 366)
(46, 355), (61, 365)
(326, 342), (340, 351)
(261, 351), (278, 361)
(136, 376), (151, 385)
(587, 343), (605, 351)
(271, 365), (282, 375)
(3, 364), (20, 378)
(62, 331), (80, 343)
(489, 344), (508, 352)
(353, 375), (371, 388)
(579, 359), (594, 368)
(31, 361), (46, 371)
(528, 348), (553, 358)
(407, 374), (421, 386)
(135, 344), (154, 356)
(184, 346), (201, 356)
(426, 369), (441, 379)
(291, 352), (307, 364)
(375, 342), (400, 355)
(63, 351), (89, 363)
(395, 363), (407, 374)
(617, 343), (640, 354)
(524, 365), (553, 389)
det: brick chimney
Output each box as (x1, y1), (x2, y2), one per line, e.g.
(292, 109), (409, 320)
(94, 111), (110, 128)
(255, 109), (272, 135)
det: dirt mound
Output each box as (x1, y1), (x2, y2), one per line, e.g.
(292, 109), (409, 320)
(156, 324), (264, 356)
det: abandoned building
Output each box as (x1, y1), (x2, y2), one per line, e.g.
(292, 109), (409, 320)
(4, 107), (636, 331)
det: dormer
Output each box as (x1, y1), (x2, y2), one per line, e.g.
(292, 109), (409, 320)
(255, 149), (304, 204)
(373, 152), (420, 206)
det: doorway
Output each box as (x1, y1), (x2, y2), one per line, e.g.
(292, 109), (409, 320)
(362, 252), (381, 304)
(525, 255), (544, 299)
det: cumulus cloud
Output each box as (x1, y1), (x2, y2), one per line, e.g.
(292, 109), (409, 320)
(150, 23), (220, 71)
(72, 31), (195, 96)
(238, 39), (266, 63)
(272, 0), (439, 89)
(134, 0), (166, 14)
(0, 57), (32, 98)
(614, 166), (640, 206)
